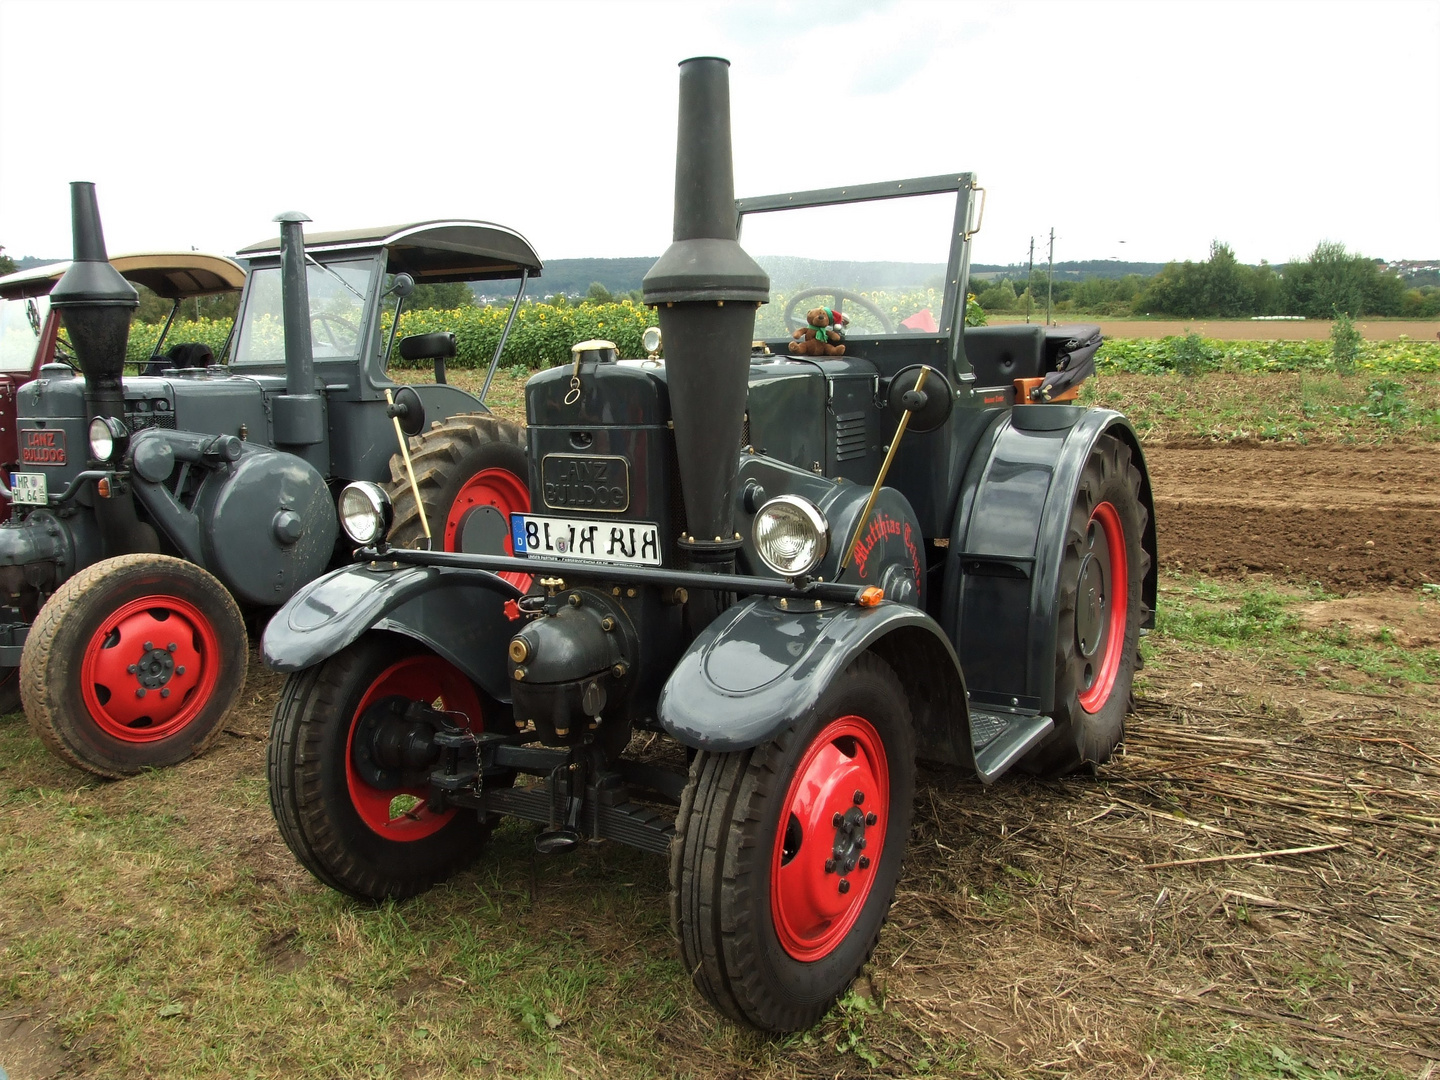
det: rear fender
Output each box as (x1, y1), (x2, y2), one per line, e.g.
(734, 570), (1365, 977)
(941, 406), (1157, 714)
(657, 595), (974, 768)
(261, 561), (519, 703)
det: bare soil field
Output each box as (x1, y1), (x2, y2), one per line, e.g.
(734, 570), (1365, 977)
(1147, 443), (1440, 589)
(989, 316), (1440, 342)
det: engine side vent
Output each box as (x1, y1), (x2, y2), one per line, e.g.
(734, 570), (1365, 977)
(834, 411), (867, 461)
(126, 410), (177, 432)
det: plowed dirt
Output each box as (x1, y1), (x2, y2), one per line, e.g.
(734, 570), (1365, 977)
(1146, 442), (1440, 588)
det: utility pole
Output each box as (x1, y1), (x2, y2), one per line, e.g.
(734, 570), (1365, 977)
(1025, 237), (1034, 324)
(1045, 227), (1055, 326)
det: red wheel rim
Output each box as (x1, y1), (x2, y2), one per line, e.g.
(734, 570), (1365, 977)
(80, 595), (223, 743)
(344, 654), (484, 841)
(445, 467), (531, 592)
(1077, 501), (1128, 713)
(771, 715), (889, 961)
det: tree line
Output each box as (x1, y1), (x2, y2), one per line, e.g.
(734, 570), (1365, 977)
(974, 241), (1440, 320)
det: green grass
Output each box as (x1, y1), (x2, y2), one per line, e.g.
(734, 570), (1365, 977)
(1151, 1025), (1406, 1080)
(1152, 576), (1440, 688)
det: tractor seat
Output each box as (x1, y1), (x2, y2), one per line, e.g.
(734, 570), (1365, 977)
(397, 332), (457, 362)
(963, 325), (1045, 385)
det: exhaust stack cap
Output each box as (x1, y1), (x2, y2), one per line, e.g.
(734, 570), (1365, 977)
(49, 181), (137, 387)
(642, 57), (768, 305)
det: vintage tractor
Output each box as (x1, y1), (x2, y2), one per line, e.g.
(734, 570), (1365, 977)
(4, 186), (541, 776)
(262, 57), (1157, 1031)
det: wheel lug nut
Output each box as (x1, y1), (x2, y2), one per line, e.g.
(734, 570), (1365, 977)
(824, 858), (836, 873)
(160, 688), (170, 698)
(176, 666), (186, 676)
(844, 858), (856, 873)
(832, 812), (843, 827)
(135, 688), (146, 698)
(144, 641), (154, 651)
(853, 790), (864, 805)
(859, 855), (870, 870)
(838, 879), (850, 894)
(167, 642), (177, 652)
(856, 837), (866, 849)
(866, 812), (877, 826)
(127, 664), (137, 675)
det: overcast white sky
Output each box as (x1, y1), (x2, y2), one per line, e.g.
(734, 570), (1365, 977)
(1, 0), (1437, 269)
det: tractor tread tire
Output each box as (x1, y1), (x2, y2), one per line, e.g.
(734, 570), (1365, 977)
(20, 553), (247, 778)
(384, 413), (527, 549)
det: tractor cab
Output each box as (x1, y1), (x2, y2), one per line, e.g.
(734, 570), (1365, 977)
(0, 252), (244, 493)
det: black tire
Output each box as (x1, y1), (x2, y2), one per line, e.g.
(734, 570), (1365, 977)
(19, 554), (247, 778)
(0, 667), (20, 715)
(385, 413), (528, 552)
(1022, 433), (1151, 777)
(670, 653), (915, 1032)
(267, 632), (497, 901)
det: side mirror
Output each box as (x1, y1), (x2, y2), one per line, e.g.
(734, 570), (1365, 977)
(386, 385), (426, 437)
(386, 273), (416, 299)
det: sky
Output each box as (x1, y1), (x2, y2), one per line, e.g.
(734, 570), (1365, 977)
(1, 0), (1437, 270)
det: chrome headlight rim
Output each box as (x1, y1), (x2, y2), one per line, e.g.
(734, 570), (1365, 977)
(641, 326), (662, 356)
(88, 415), (127, 463)
(338, 481), (393, 546)
(752, 494), (829, 578)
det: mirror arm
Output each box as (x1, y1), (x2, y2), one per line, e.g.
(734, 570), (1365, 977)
(480, 268), (528, 405)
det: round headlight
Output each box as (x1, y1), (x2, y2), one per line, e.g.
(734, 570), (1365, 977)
(752, 495), (829, 578)
(641, 326), (662, 356)
(88, 416), (126, 462)
(338, 482), (393, 546)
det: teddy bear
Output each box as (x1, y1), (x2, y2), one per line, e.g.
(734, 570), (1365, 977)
(788, 306), (850, 356)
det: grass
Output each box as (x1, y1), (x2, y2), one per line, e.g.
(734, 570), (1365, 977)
(1151, 575), (1440, 689)
(1080, 371), (1440, 443)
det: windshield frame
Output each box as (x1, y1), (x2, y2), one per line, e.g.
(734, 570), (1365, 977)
(736, 173), (977, 345)
(0, 295), (49, 374)
(229, 252), (383, 370)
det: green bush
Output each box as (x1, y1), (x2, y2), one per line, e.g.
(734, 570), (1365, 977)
(1096, 335), (1440, 376)
(1329, 307), (1361, 374)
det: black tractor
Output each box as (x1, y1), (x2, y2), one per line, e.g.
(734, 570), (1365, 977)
(262, 57), (1157, 1031)
(4, 190), (540, 776)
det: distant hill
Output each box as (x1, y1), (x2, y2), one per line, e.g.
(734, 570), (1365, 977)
(971, 260), (1167, 282)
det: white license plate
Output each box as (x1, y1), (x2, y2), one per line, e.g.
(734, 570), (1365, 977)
(511, 513), (662, 566)
(10, 472), (47, 506)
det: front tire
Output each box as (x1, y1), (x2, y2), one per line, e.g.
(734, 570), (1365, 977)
(267, 633), (496, 901)
(671, 653), (915, 1032)
(20, 554), (247, 778)
(1023, 432), (1150, 777)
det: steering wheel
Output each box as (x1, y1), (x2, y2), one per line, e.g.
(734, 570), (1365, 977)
(783, 288), (894, 335)
(311, 313), (358, 352)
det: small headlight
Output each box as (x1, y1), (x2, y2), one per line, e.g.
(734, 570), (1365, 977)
(752, 495), (829, 577)
(338, 482), (393, 546)
(88, 416), (126, 462)
(642, 326), (662, 356)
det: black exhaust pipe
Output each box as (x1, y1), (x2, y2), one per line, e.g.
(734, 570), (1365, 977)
(48, 182), (158, 554)
(272, 211), (325, 450)
(642, 57), (768, 583)
(49, 182), (137, 439)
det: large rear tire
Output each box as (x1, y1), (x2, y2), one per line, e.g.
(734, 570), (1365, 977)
(267, 633), (497, 901)
(1022, 433), (1150, 777)
(671, 653), (915, 1032)
(19, 554), (247, 778)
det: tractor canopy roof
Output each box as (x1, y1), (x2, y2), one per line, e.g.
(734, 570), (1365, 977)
(235, 221), (543, 284)
(0, 253), (245, 301)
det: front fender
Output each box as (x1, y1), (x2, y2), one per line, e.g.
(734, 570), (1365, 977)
(657, 596), (973, 767)
(261, 561), (520, 704)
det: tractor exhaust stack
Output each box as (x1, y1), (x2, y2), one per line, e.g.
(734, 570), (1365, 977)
(272, 211), (325, 452)
(642, 56), (768, 576)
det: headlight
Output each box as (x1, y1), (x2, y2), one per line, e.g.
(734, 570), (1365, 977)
(752, 495), (829, 577)
(642, 326), (662, 356)
(88, 416), (127, 462)
(338, 482), (393, 546)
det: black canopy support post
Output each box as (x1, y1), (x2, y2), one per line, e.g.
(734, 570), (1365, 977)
(150, 300), (180, 365)
(480, 268), (527, 405)
(642, 57), (769, 629)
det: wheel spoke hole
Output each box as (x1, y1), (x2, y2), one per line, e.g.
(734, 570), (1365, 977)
(389, 794), (423, 822)
(781, 813), (803, 866)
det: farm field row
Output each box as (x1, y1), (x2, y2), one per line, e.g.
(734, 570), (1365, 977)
(988, 315), (1440, 342)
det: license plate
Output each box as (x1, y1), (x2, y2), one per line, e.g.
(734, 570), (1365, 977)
(511, 513), (661, 566)
(10, 472), (47, 506)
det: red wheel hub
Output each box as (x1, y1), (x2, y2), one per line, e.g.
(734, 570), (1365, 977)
(445, 467), (531, 593)
(344, 654), (484, 841)
(1077, 500), (1128, 713)
(771, 715), (889, 961)
(81, 595), (222, 743)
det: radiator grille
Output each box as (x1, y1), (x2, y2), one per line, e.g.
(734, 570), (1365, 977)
(126, 412), (177, 432)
